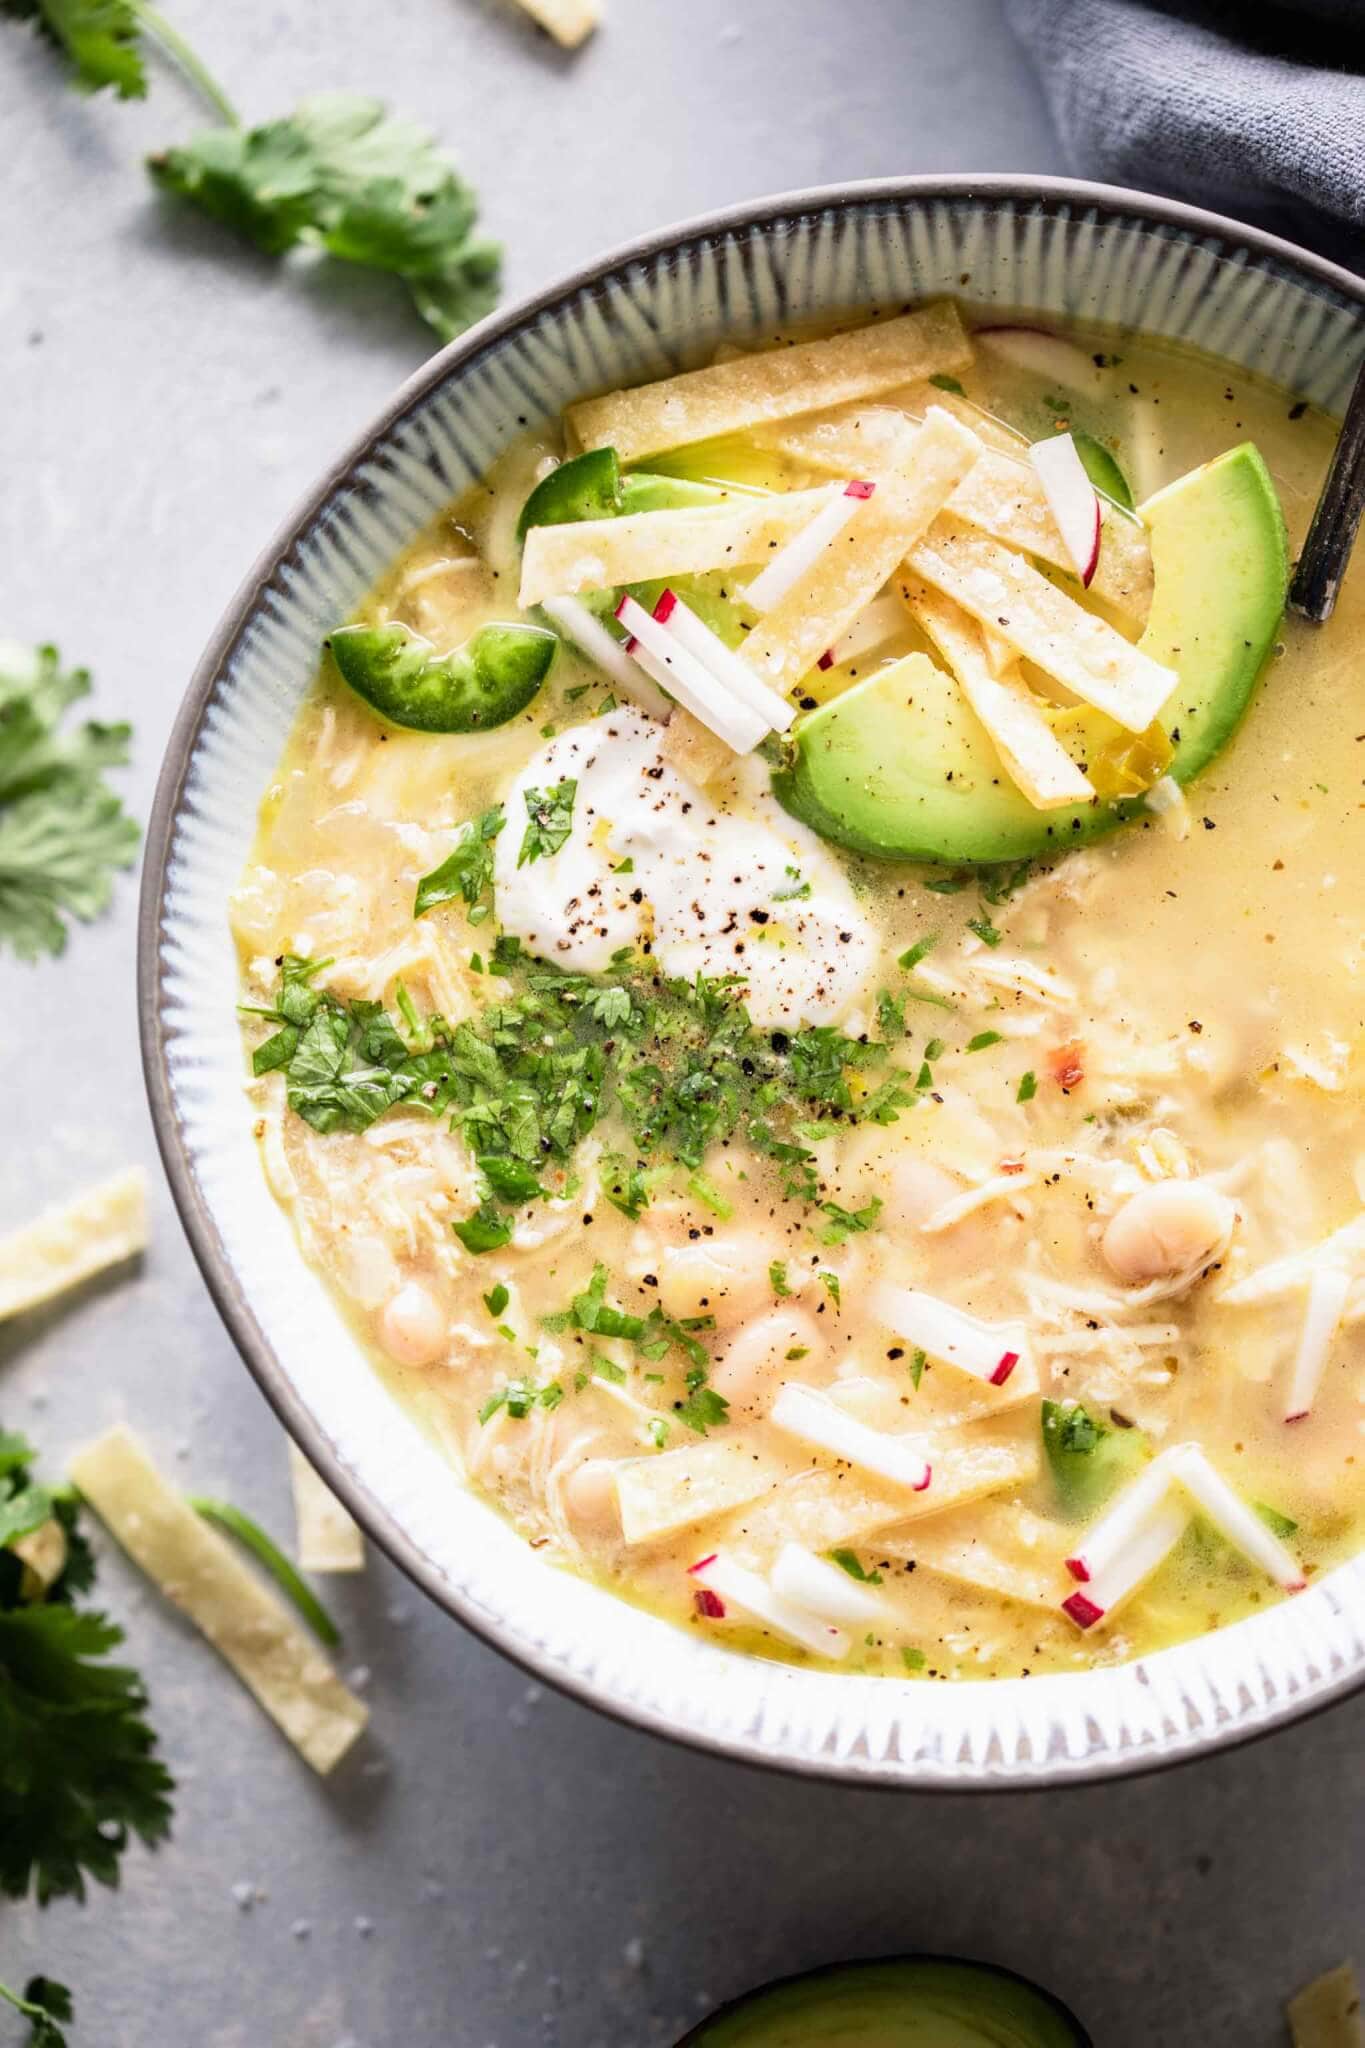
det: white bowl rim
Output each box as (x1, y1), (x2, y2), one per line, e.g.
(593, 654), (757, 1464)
(140, 173), (1365, 1790)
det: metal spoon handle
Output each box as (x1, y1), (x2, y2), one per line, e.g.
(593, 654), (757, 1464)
(1290, 354), (1365, 623)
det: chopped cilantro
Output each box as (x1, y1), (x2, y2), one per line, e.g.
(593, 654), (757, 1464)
(929, 373), (965, 396)
(924, 1037), (945, 1060)
(967, 915), (1002, 948)
(482, 1283), (510, 1318)
(773, 864), (812, 902)
(898, 933), (938, 970)
(413, 803), (504, 924)
(924, 874), (968, 895)
(572, 1263), (646, 1342)
(602, 1152), (650, 1221)
(454, 1202), (512, 1254)
(910, 1347), (926, 1389)
(819, 1270), (841, 1308)
(676, 1381), (730, 1436)
(1017, 1070), (1037, 1103)
(478, 1154), (545, 1204)
(978, 858), (1035, 905)
(966, 1030), (1003, 1052)
(876, 988), (906, 1038)
(539, 1381), (565, 1411)
(830, 1547), (882, 1584)
(819, 1196), (882, 1245)
(901, 1645), (927, 1672)
(517, 778), (576, 866)
(613, 856), (635, 874)
(769, 1260), (790, 1298)
(687, 1172), (733, 1219)
(647, 1416), (670, 1450)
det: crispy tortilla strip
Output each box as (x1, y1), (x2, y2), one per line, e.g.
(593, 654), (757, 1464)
(722, 1417), (1040, 1559)
(742, 408), (982, 696)
(876, 1502), (1071, 1610)
(288, 1442), (365, 1573)
(567, 302), (972, 463)
(509, 0), (599, 46)
(1288, 1965), (1364, 2048)
(70, 1427), (368, 1774)
(517, 486), (835, 607)
(0, 1167), (147, 1322)
(766, 409), (1151, 619)
(616, 1437), (784, 1545)
(906, 581), (1095, 808)
(907, 515), (1175, 732)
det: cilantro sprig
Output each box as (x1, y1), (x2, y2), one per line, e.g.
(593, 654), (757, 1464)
(5, 3), (501, 342)
(0, 1431), (173, 1907)
(0, 643), (138, 962)
(0, 1973), (73, 2047)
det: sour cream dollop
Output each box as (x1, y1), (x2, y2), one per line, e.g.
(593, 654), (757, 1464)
(492, 708), (875, 1030)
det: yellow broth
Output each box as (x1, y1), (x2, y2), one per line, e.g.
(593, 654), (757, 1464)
(232, 314), (1365, 1681)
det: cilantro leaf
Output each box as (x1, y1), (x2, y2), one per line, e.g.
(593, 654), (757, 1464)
(819, 1195), (882, 1245)
(1, 1436), (173, 1906)
(149, 93), (502, 341)
(453, 1201), (512, 1254)
(0, 644), (138, 961)
(517, 778), (576, 866)
(676, 1381), (729, 1436)
(829, 1547), (881, 1584)
(0, 1973), (74, 2047)
(3, 0), (145, 97)
(413, 804), (504, 924)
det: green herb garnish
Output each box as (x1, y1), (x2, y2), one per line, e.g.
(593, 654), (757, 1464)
(830, 1547), (882, 1584)
(413, 804), (504, 924)
(189, 1498), (340, 1648)
(1017, 1070), (1037, 1103)
(0, 642), (138, 961)
(518, 778), (577, 866)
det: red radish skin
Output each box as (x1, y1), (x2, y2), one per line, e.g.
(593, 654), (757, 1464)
(845, 479), (876, 500)
(990, 1350), (1019, 1387)
(914, 1464), (933, 1493)
(1062, 1590), (1104, 1630)
(687, 1554), (718, 1575)
(652, 589), (679, 624)
(614, 591), (639, 654)
(1064, 1556), (1090, 1584)
(1028, 431), (1102, 586)
(817, 649), (835, 671)
(694, 1588), (726, 1619)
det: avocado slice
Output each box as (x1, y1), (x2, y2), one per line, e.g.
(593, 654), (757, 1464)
(677, 1958), (1091, 2046)
(772, 443), (1288, 864)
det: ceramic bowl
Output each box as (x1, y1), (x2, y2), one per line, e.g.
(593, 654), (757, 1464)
(141, 175), (1365, 1788)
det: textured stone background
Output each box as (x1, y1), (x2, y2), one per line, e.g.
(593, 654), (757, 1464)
(1, 3), (1358, 2041)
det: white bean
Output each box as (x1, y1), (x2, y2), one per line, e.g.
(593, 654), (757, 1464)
(561, 1458), (620, 1535)
(656, 1235), (780, 1327)
(1100, 1179), (1236, 1286)
(379, 1280), (449, 1366)
(713, 1308), (826, 1413)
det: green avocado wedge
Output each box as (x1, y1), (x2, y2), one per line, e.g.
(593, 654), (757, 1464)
(676, 1957), (1091, 2047)
(772, 443), (1288, 865)
(326, 620), (556, 733)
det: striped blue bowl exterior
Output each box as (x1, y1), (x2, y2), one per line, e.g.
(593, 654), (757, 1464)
(142, 177), (1365, 1788)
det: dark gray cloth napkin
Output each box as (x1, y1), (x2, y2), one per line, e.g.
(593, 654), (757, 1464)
(1006, 0), (1365, 272)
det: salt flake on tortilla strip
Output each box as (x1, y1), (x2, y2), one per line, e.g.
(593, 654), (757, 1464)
(616, 1437), (784, 1545)
(288, 1441), (365, 1573)
(70, 1426), (368, 1774)
(517, 486), (839, 607)
(742, 407), (983, 696)
(0, 1166), (147, 1322)
(907, 514), (1176, 731)
(906, 580), (1095, 809)
(508, 0), (599, 47)
(721, 1417), (1040, 1557)
(567, 301), (973, 462)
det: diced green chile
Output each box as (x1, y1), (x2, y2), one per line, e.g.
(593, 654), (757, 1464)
(327, 620), (555, 733)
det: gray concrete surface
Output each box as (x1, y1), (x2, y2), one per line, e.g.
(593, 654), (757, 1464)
(1, 2), (1358, 2042)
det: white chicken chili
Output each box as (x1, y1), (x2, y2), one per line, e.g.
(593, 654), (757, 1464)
(233, 303), (1365, 1680)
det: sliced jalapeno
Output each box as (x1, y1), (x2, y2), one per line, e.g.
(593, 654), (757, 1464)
(517, 447), (623, 537)
(517, 448), (732, 538)
(326, 620), (556, 733)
